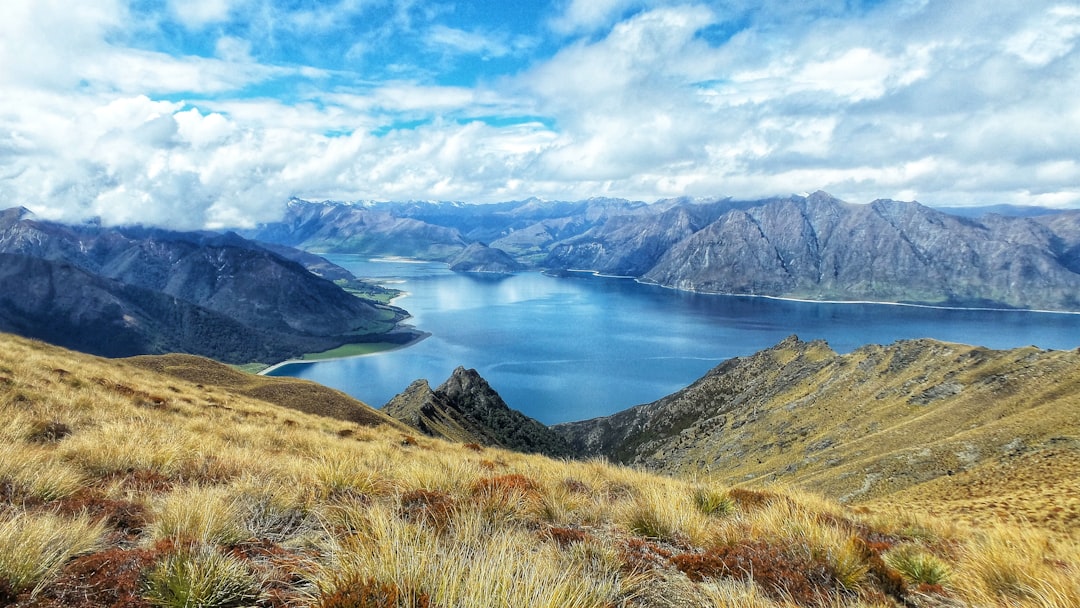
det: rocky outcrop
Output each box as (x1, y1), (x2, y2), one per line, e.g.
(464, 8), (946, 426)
(447, 242), (524, 273)
(383, 366), (573, 457)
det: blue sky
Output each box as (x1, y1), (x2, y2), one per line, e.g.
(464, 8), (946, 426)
(2, 0), (1079, 228)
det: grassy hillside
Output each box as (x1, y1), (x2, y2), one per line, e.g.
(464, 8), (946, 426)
(124, 353), (406, 430)
(0, 332), (1078, 607)
(555, 337), (1080, 542)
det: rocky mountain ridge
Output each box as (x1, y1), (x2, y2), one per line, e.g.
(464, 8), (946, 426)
(250, 193), (1080, 311)
(383, 366), (572, 457)
(0, 208), (417, 363)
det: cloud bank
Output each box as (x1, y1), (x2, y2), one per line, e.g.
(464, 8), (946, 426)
(1, 0), (1078, 229)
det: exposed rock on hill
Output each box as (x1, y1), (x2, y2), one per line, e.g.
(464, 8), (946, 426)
(0, 208), (416, 363)
(383, 366), (572, 457)
(447, 242), (524, 273)
(553, 336), (1080, 528)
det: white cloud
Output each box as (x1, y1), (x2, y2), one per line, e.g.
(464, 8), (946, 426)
(548, 0), (642, 35)
(1005, 5), (1080, 66)
(168, 0), (239, 29)
(3, 0), (1080, 230)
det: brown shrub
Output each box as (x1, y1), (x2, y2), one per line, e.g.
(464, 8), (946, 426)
(541, 526), (590, 548)
(35, 547), (158, 608)
(471, 474), (540, 497)
(850, 536), (907, 602)
(318, 576), (430, 608)
(462, 442), (483, 452)
(227, 540), (315, 608)
(726, 488), (775, 509)
(619, 537), (673, 574)
(672, 541), (833, 605)
(107, 468), (173, 493)
(52, 490), (148, 538)
(399, 489), (456, 531)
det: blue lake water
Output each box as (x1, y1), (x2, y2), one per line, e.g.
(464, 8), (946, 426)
(267, 256), (1080, 424)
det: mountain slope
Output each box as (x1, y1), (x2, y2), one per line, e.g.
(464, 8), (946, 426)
(256, 194), (1080, 311)
(553, 336), (1080, 536)
(0, 209), (417, 363)
(383, 366), (572, 457)
(3, 331), (1077, 607)
(637, 193), (1080, 309)
(124, 353), (407, 430)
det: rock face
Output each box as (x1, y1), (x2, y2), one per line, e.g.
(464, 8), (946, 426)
(553, 336), (1080, 503)
(447, 242), (524, 273)
(383, 367), (572, 457)
(0, 208), (416, 363)
(254, 194), (1080, 311)
(639, 193), (1080, 309)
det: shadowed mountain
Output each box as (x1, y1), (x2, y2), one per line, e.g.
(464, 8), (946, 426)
(0, 208), (417, 363)
(553, 335), (1080, 536)
(383, 366), (573, 457)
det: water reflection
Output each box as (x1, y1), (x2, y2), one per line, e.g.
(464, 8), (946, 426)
(267, 256), (1080, 424)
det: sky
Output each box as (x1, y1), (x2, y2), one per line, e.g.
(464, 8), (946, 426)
(1, 0), (1079, 229)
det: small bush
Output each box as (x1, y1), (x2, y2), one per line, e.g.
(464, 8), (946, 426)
(884, 544), (951, 586)
(0, 511), (106, 599)
(693, 487), (735, 517)
(625, 503), (676, 541)
(471, 474), (540, 497)
(149, 486), (249, 545)
(145, 543), (259, 608)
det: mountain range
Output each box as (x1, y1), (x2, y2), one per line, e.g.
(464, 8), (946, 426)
(0, 207), (418, 363)
(251, 193), (1080, 311)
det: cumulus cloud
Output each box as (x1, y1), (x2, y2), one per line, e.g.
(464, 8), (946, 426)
(2, 0), (1079, 230)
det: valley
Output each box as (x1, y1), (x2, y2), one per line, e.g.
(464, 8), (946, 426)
(2, 196), (1079, 607)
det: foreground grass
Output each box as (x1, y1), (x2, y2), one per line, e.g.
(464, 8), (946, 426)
(0, 332), (1078, 607)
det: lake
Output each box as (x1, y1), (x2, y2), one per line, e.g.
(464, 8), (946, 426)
(267, 256), (1080, 424)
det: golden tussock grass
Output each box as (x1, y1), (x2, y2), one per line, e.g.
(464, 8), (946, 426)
(1, 332), (1078, 607)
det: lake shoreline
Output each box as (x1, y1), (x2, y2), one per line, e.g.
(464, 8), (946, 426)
(258, 328), (431, 376)
(559, 269), (1080, 316)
